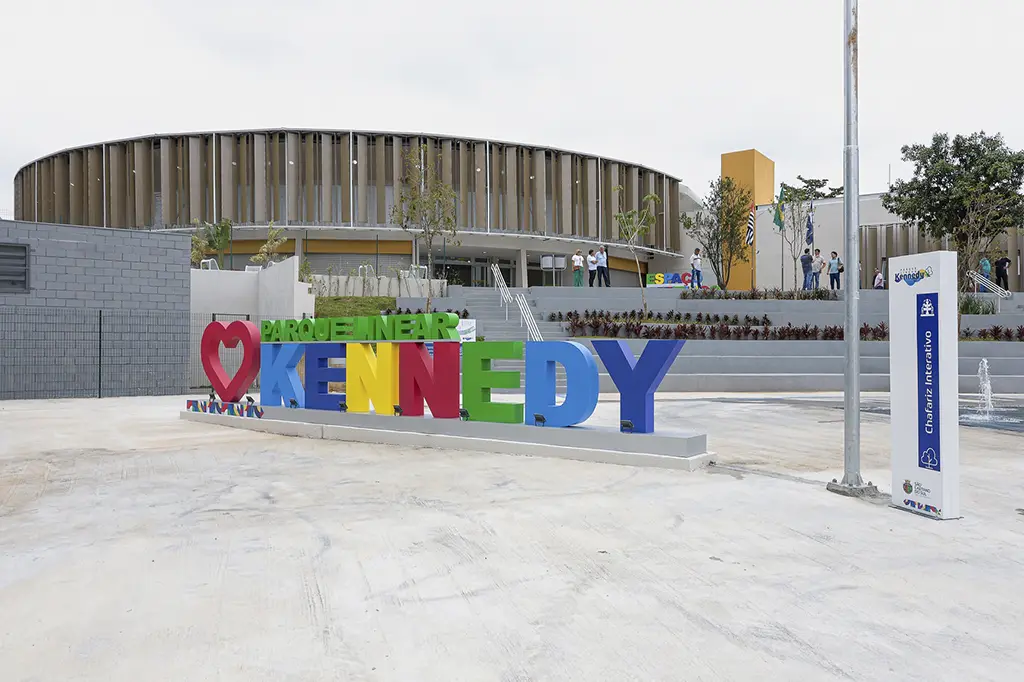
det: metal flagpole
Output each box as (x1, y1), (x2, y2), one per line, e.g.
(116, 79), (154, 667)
(829, 0), (876, 497)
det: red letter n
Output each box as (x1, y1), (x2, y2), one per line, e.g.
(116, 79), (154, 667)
(398, 341), (461, 418)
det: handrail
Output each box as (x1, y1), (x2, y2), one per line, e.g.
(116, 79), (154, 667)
(516, 292), (544, 341)
(967, 271), (1011, 299)
(490, 263), (512, 321)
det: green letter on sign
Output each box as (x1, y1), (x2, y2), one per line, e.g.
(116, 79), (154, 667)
(461, 341), (524, 424)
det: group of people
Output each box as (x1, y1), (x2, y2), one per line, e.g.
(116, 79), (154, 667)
(799, 248), (846, 290)
(570, 246), (612, 287)
(980, 255), (1013, 290)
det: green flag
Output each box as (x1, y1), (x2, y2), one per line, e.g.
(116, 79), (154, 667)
(773, 187), (786, 229)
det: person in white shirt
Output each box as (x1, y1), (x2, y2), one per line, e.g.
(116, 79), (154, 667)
(873, 268), (884, 289)
(596, 246), (610, 287)
(689, 248), (703, 289)
(587, 249), (599, 287)
(571, 249), (585, 287)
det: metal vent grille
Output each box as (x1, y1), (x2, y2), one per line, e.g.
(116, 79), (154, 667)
(0, 243), (29, 292)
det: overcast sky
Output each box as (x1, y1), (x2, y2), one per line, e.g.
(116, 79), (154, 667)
(3, 0), (1023, 214)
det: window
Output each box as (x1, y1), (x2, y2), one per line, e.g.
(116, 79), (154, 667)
(0, 243), (29, 292)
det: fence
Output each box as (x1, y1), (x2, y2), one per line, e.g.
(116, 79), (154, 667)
(0, 306), (189, 400)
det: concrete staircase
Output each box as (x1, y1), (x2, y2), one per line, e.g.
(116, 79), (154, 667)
(397, 287), (1024, 394)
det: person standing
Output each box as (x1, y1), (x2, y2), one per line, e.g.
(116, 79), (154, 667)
(980, 256), (992, 293)
(596, 246), (611, 287)
(995, 254), (1012, 290)
(689, 248), (703, 289)
(812, 249), (825, 289)
(828, 251), (843, 290)
(571, 249), (585, 287)
(800, 248), (814, 290)
(587, 249), (598, 287)
(873, 268), (884, 289)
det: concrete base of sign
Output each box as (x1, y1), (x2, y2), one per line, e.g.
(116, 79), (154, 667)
(179, 406), (712, 472)
(826, 479), (883, 498)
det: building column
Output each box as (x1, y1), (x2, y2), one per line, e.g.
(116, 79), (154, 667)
(518, 247), (528, 288)
(293, 234), (304, 268)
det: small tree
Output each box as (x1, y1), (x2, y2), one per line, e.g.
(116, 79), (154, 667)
(772, 187), (809, 290)
(681, 177), (753, 290)
(882, 131), (1024, 290)
(190, 231), (210, 268)
(613, 186), (661, 317)
(193, 218), (234, 269)
(249, 222), (285, 266)
(390, 144), (459, 312)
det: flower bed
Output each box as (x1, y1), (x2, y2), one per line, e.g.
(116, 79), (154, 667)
(678, 287), (839, 301)
(563, 311), (1024, 342)
(547, 310), (771, 326)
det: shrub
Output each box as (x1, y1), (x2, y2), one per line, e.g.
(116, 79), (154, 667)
(548, 312), (557, 321)
(683, 312), (691, 322)
(731, 314), (740, 325)
(959, 293), (997, 316)
(1018, 326), (1024, 341)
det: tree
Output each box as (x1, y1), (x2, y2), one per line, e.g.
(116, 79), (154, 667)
(772, 182), (812, 290)
(390, 144), (459, 312)
(882, 131), (1024, 290)
(681, 177), (753, 290)
(193, 218), (234, 268)
(796, 175), (843, 199)
(613, 186), (661, 317)
(249, 222), (285, 266)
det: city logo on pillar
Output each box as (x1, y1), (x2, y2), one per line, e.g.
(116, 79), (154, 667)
(894, 266), (933, 286)
(199, 313), (684, 433)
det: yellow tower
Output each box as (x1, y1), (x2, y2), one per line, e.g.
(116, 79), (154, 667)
(721, 149), (775, 290)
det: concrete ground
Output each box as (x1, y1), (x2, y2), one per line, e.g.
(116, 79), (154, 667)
(1, 394), (1023, 681)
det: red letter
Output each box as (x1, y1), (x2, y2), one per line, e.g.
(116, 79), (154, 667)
(398, 342), (461, 418)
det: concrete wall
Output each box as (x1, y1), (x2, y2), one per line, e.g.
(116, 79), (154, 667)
(0, 219), (190, 399)
(190, 256), (314, 319)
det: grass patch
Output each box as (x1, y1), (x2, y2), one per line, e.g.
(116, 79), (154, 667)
(315, 296), (397, 318)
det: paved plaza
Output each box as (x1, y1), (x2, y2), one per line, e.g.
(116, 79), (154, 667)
(1, 394), (1022, 681)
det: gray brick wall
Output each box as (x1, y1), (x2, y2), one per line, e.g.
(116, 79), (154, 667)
(0, 220), (191, 399)
(0, 220), (189, 311)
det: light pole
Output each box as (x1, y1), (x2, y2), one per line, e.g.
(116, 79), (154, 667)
(829, 0), (877, 497)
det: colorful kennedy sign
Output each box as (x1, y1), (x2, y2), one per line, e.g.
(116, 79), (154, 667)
(888, 251), (960, 519)
(199, 312), (684, 434)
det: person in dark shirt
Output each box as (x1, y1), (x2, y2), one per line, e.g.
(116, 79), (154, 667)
(800, 248), (813, 290)
(994, 255), (1011, 290)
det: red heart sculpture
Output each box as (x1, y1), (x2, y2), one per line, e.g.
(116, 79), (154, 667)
(200, 320), (262, 403)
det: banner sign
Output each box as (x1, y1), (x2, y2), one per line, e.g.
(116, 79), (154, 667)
(646, 272), (699, 288)
(199, 313), (684, 434)
(889, 252), (959, 519)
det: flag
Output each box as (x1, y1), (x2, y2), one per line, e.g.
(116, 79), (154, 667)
(772, 187), (786, 229)
(805, 199), (814, 245)
(745, 203), (756, 245)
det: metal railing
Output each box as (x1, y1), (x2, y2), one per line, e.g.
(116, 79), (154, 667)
(516, 292), (544, 341)
(967, 271), (1011, 312)
(490, 263), (512, 321)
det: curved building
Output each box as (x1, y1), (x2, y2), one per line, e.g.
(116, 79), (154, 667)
(13, 129), (706, 285)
